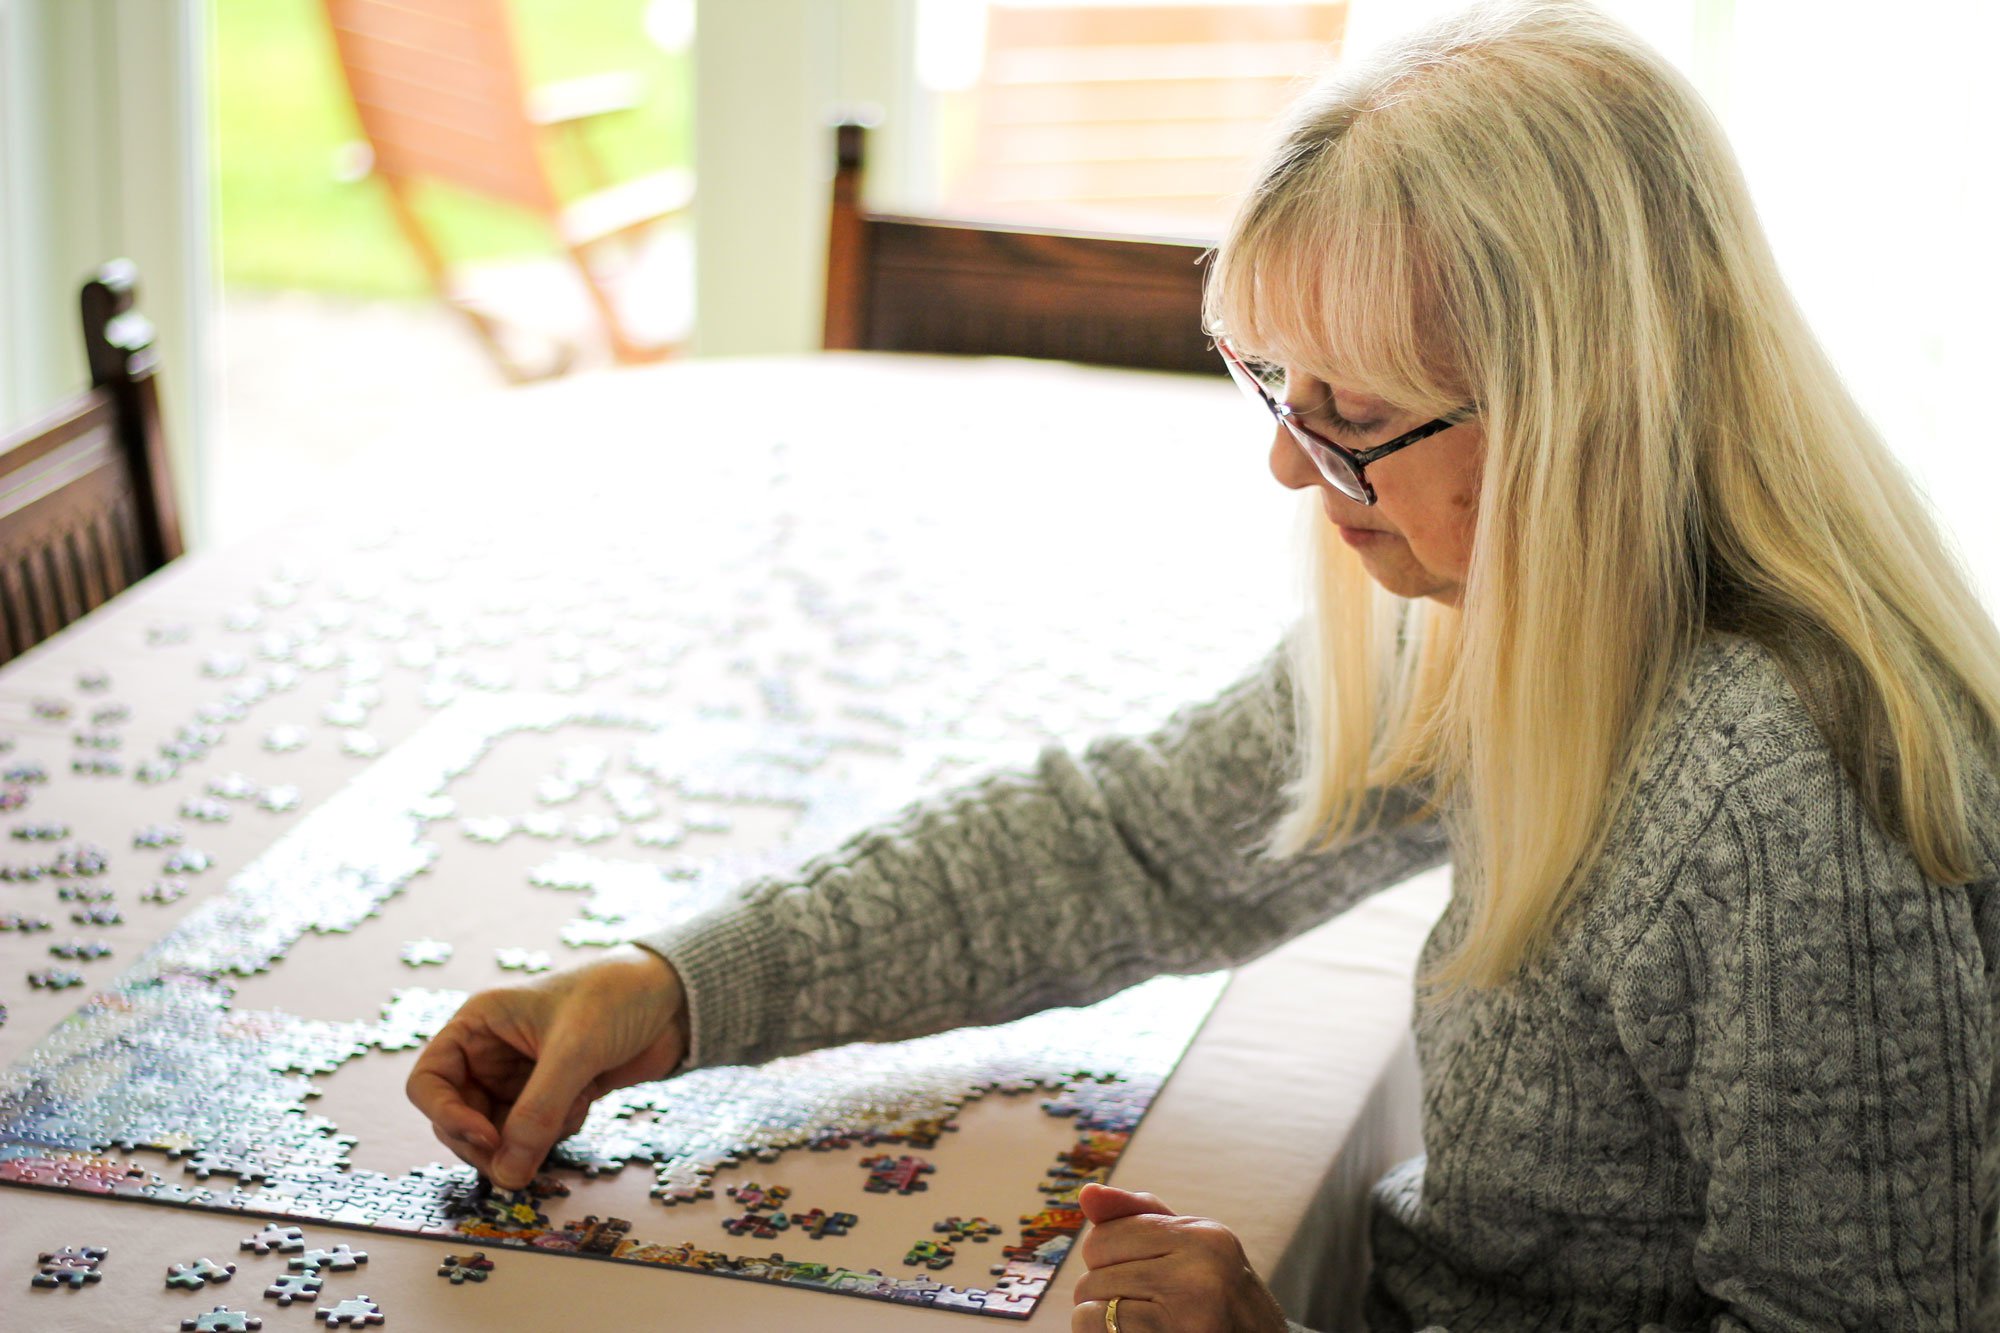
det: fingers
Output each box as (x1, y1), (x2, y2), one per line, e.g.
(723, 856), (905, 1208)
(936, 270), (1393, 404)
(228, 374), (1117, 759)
(489, 1033), (598, 1189)
(405, 1034), (500, 1155)
(1079, 1182), (1175, 1225)
(1071, 1296), (1159, 1332)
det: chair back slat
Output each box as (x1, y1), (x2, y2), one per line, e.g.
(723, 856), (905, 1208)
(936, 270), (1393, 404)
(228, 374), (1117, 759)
(825, 122), (1219, 375)
(0, 263), (179, 666)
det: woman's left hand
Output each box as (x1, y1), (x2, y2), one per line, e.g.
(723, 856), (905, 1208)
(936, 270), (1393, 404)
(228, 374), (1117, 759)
(1071, 1182), (1292, 1333)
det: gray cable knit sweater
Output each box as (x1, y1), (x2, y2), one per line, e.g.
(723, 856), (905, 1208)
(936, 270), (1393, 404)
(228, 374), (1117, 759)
(641, 632), (2000, 1331)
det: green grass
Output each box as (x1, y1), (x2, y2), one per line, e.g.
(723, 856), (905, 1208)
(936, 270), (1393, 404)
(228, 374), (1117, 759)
(213, 0), (691, 298)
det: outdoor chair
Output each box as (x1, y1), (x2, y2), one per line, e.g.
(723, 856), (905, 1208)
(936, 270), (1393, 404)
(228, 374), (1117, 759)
(823, 121), (1222, 376)
(320, 0), (693, 381)
(0, 261), (184, 665)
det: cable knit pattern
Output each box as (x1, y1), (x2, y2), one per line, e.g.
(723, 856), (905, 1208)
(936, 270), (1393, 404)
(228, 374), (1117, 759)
(642, 633), (2000, 1331)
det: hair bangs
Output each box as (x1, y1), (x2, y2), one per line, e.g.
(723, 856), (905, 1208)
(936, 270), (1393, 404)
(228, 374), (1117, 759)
(1208, 124), (1464, 418)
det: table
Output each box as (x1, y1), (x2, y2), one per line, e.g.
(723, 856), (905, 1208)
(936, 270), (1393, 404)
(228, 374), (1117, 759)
(0, 354), (1447, 1332)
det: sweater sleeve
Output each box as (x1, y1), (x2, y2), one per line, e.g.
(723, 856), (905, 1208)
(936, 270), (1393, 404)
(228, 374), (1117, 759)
(639, 646), (1450, 1071)
(1614, 744), (1990, 1331)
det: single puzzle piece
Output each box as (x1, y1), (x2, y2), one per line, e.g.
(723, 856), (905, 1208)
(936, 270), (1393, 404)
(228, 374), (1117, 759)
(167, 1257), (238, 1289)
(495, 947), (551, 973)
(31, 1245), (108, 1288)
(436, 1252), (492, 1284)
(239, 1224), (305, 1255)
(182, 1307), (263, 1332)
(860, 1153), (935, 1194)
(39, 1245), (108, 1270)
(904, 1239), (957, 1270)
(49, 939), (112, 960)
(790, 1207), (859, 1239)
(289, 1244), (368, 1273)
(399, 938), (453, 967)
(316, 1294), (385, 1327)
(934, 1215), (1004, 1243)
(28, 968), (85, 990)
(143, 878), (190, 904)
(724, 1181), (791, 1212)
(721, 1209), (791, 1239)
(263, 1271), (323, 1305)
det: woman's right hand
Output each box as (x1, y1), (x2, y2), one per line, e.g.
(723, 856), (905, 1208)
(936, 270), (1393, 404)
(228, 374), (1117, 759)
(405, 943), (691, 1190)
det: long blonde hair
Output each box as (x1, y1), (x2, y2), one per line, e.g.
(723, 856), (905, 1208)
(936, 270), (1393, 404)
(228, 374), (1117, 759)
(1206, 0), (2000, 990)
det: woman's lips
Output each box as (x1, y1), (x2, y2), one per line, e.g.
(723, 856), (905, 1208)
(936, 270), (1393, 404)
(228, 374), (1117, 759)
(1337, 525), (1391, 547)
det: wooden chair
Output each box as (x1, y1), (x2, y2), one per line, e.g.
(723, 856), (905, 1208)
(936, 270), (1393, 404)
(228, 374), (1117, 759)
(823, 121), (1222, 376)
(0, 262), (183, 666)
(320, 0), (693, 381)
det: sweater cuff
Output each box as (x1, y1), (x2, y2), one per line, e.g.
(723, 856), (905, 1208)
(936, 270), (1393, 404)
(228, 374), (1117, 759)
(634, 891), (791, 1072)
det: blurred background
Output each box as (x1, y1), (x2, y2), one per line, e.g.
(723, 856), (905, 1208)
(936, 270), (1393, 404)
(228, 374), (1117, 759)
(0, 0), (1994, 583)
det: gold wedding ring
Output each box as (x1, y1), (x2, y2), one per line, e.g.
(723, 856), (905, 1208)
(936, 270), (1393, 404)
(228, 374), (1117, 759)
(1105, 1296), (1123, 1332)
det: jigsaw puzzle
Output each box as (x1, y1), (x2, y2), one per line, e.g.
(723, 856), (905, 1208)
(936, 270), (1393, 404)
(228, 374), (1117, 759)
(0, 459), (1271, 1321)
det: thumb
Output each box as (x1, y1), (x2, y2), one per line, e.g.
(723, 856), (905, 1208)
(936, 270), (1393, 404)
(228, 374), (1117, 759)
(1079, 1181), (1177, 1225)
(491, 1042), (595, 1190)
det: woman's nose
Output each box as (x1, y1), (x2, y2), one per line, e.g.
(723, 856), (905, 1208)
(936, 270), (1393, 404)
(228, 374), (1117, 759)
(1269, 428), (1319, 491)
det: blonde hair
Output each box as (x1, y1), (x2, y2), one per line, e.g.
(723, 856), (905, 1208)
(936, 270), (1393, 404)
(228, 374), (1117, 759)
(1206, 0), (2000, 990)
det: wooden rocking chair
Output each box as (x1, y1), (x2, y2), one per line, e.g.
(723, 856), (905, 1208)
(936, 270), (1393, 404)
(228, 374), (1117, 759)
(320, 0), (693, 381)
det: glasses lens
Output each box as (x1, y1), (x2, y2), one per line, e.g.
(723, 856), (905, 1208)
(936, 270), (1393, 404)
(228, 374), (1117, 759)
(1287, 424), (1369, 502)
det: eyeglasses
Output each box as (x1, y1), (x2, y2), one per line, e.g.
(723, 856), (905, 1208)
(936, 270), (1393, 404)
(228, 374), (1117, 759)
(1217, 338), (1466, 505)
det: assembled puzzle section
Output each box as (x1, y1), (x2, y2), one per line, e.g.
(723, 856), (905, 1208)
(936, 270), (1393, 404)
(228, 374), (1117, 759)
(0, 688), (1229, 1319)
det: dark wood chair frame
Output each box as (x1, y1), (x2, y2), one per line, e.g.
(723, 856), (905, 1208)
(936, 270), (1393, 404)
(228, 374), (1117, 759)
(0, 261), (183, 665)
(823, 121), (1224, 376)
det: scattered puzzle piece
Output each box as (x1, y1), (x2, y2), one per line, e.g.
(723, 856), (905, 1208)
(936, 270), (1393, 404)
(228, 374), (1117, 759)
(28, 968), (85, 990)
(725, 1181), (791, 1212)
(861, 1154), (935, 1194)
(263, 1271), (323, 1305)
(904, 1239), (957, 1270)
(290, 1244), (368, 1274)
(791, 1207), (860, 1239)
(495, 947), (551, 973)
(934, 1216), (1004, 1243)
(400, 938), (453, 967)
(32, 1244), (107, 1288)
(316, 1294), (385, 1327)
(436, 1252), (492, 1284)
(240, 1224), (305, 1255)
(167, 1257), (237, 1289)
(722, 1209), (792, 1239)
(182, 1307), (263, 1332)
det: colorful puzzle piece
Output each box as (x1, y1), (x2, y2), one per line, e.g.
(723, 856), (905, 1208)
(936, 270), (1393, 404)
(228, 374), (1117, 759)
(904, 1239), (957, 1270)
(791, 1207), (859, 1239)
(724, 1181), (790, 1212)
(722, 1209), (791, 1239)
(935, 1216), (1004, 1243)
(32, 1244), (107, 1288)
(436, 1251), (493, 1284)
(861, 1154), (935, 1194)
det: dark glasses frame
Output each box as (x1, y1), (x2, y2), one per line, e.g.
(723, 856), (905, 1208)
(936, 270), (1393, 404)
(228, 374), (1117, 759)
(1217, 338), (1466, 505)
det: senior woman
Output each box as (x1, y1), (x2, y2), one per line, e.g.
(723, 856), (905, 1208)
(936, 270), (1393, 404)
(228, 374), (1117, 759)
(408, 2), (2000, 1329)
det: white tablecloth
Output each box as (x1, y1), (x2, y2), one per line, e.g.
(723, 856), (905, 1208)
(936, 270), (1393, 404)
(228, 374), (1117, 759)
(0, 354), (1446, 1331)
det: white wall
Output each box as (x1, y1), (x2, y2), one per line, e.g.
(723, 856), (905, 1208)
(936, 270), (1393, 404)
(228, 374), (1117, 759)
(692, 0), (921, 356)
(0, 0), (211, 541)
